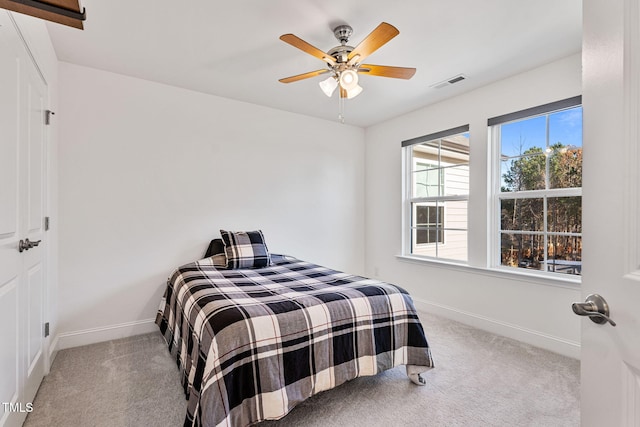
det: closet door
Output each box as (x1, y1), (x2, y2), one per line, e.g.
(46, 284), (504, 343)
(0, 12), (48, 427)
(20, 20), (47, 409)
(0, 11), (23, 427)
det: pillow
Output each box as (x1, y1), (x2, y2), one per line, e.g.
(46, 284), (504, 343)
(211, 253), (228, 268)
(200, 253), (228, 268)
(204, 238), (225, 258)
(220, 229), (271, 269)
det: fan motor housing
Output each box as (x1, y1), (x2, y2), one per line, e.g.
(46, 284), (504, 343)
(327, 45), (354, 63)
(333, 25), (353, 44)
(329, 25), (355, 63)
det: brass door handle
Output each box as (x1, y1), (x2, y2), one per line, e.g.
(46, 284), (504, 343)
(572, 294), (616, 327)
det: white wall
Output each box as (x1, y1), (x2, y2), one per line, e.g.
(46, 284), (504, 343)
(57, 62), (365, 348)
(364, 54), (582, 358)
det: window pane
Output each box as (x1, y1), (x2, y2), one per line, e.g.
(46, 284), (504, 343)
(412, 231), (439, 257)
(549, 107), (582, 150)
(440, 229), (468, 262)
(442, 135), (470, 196)
(500, 153), (546, 192)
(547, 197), (582, 233)
(547, 235), (582, 276)
(411, 200), (468, 262)
(549, 106), (582, 189)
(500, 232), (544, 270)
(500, 198), (544, 232)
(412, 141), (440, 162)
(500, 115), (547, 157)
(549, 146), (582, 189)
(443, 164), (470, 196)
(444, 200), (467, 231)
(412, 229), (469, 262)
(442, 134), (470, 154)
(413, 163), (442, 197)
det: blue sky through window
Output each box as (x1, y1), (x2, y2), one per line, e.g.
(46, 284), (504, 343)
(500, 107), (582, 158)
(549, 107), (583, 149)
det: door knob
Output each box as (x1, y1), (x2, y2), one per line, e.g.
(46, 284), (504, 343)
(18, 238), (42, 253)
(572, 294), (616, 327)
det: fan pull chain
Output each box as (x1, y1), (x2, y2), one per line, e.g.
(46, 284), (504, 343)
(338, 93), (345, 124)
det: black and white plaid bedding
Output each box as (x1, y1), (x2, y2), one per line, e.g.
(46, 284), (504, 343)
(156, 254), (433, 427)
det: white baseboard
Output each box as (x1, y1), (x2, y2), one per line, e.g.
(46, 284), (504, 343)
(412, 297), (580, 359)
(53, 318), (159, 351)
(48, 333), (60, 365)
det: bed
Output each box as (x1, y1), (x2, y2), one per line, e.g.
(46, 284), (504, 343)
(156, 231), (434, 427)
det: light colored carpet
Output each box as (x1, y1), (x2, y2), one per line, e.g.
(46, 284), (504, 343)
(23, 312), (580, 427)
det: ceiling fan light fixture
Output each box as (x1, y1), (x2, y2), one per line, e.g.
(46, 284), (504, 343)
(339, 69), (359, 91)
(346, 84), (363, 99)
(319, 76), (338, 97)
(279, 22), (415, 121)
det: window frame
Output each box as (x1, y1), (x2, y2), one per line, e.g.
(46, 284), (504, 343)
(489, 97), (583, 278)
(402, 125), (470, 263)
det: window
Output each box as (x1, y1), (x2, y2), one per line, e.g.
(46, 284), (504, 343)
(403, 126), (470, 262)
(490, 97), (582, 276)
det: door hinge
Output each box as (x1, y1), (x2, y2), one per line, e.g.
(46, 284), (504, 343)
(44, 322), (49, 338)
(45, 110), (55, 125)
(44, 216), (50, 231)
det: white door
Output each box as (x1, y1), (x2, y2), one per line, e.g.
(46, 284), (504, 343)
(0, 12), (48, 427)
(581, 1), (640, 426)
(19, 18), (47, 409)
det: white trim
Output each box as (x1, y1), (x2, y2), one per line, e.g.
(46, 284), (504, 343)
(48, 334), (59, 365)
(396, 254), (581, 289)
(53, 318), (158, 351)
(412, 297), (580, 359)
(402, 147), (411, 255)
(624, 0), (640, 277)
(623, 362), (640, 426)
(490, 125), (502, 269)
(496, 187), (582, 199)
(8, 13), (46, 86)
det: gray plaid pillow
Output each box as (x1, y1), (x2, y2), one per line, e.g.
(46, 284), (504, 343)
(220, 229), (271, 269)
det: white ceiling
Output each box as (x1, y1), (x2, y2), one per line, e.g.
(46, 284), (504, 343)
(46, 0), (582, 128)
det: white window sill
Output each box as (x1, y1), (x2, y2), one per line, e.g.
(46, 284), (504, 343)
(395, 254), (581, 290)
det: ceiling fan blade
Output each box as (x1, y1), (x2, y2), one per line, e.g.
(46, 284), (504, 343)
(279, 69), (330, 83)
(347, 22), (399, 65)
(280, 34), (337, 66)
(358, 64), (416, 79)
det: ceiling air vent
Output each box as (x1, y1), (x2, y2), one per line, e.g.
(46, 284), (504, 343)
(430, 74), (467, 89)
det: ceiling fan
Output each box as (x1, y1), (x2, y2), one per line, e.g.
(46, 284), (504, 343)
(279, 22), (416, 100)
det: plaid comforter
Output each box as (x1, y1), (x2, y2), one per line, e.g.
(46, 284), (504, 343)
(156, 254), (433, 427)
